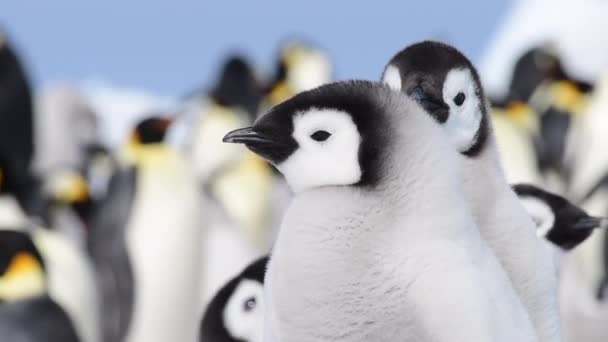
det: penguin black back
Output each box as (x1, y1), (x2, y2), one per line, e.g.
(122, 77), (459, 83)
(0, 35), (37, 212)
(87, 167), (137, 342)
(534, 106), (571, 176)
(0, 295), (80, 342)
(199, 256), (268, 342)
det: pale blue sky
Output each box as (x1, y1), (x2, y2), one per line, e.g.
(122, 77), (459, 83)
(0, 1), (509, 95)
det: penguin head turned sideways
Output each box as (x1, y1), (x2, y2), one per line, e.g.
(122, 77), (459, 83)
(513, 183), (608, 251)
(0, 230), (46, 303)
(200, 256), (268, 342)
(382, 41), (488, 157)
(224, 80), (453, 194)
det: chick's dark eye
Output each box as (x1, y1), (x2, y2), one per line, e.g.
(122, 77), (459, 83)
(310, 130), (331, 142)
(454, 92), (466, 106)
(243, 297), (257, 312)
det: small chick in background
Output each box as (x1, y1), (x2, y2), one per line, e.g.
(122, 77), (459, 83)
(514, 183), (608, 252)
(199, 256), (267, 342)
(89, 116), (203, 342)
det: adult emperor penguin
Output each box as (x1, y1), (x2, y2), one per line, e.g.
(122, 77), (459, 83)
(181, 56), (272, 303)
(88, 115), (203, 342)
(0, 229), (79, 342)
(513, 183), (608, 251)
(262, 39), (332, 109)
(382, 41), (561, 341)
(0, 225), (100, 342)
(224, 80), (536, 341)
(199, 255), (268, 342)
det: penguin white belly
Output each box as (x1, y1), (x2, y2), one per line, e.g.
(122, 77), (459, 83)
(462, 144), (561, 342)
(0, 195), (28, 227)
(125, 156), (203, 342)
(492, 113), (541, 185)
(264, 190), (536, 342)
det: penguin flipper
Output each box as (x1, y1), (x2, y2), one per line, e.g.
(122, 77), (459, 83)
(87, 167), (136, 341)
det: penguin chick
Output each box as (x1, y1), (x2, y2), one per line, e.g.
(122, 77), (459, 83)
(513, 183), (608, 250)
(199, 256), (268, 342)
(224, 80), (536, 341)
(382, 40), (561, 342)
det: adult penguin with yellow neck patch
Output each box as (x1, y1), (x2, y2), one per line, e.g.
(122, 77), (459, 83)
(0, 224), (100, 342)
(498, 45), (593, 190)
(0, 229), (79, 342)
(89, 115), (203, 342)
(262, 39), (332, 109)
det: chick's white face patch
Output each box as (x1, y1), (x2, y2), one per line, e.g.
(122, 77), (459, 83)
(223, 279), (264, 342)
(382, 65), (402, 91)
(519, 196), (555, 238)
(442, 68), (483, 152)
(277, 109), (362, 193)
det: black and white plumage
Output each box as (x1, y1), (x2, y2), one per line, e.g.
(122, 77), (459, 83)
(382, 41), (561, 341)
(90, 115), (203, 342)
(181, 56), (279, 303)
(0, 228), (99, 342)
(0, 231), (78, 342)
(225, 80), (536, 341)
(513, 183), (608, 251)
(199, 255), (268, 342)
(87, 167), (136, 342)
(263, 39), (332, 109)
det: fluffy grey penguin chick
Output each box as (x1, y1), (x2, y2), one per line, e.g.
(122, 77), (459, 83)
(224, 80), (537, 342)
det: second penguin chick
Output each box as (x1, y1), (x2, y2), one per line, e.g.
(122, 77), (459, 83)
(382, 41), (561, 342)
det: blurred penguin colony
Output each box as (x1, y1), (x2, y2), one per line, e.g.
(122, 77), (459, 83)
(0, 13), (608, 342)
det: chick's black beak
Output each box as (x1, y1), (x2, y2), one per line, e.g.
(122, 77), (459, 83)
(223, 127), (296, 164)
(223, 127), (272, 144)
(573, 217), (608, 231)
